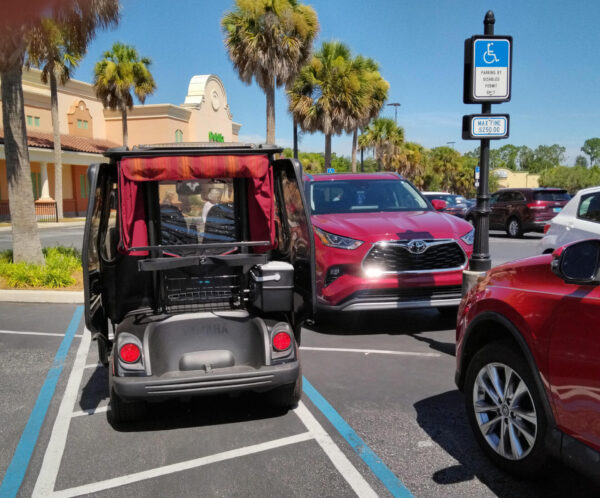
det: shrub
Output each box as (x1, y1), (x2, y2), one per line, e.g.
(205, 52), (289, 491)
(0, 246), (81, 288)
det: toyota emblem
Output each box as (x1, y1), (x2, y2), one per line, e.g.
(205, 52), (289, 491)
(407, 239), (427, 254)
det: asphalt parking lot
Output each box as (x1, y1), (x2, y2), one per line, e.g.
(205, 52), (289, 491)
(1, 233), (599, 497)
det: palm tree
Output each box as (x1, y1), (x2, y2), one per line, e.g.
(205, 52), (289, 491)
(0, 0), (118, 263)
(358, 118), (404, 171)
(222, 0), (318, 145)
(393, 142), (427, 185)
(26, 19), (83, 221)
(93, 42), (156, 147)
(348, 57), (388, 172)
(288, 41), (362, 168)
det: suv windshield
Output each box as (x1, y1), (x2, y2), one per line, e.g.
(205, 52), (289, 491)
(309, 179), (429, 215)
(534, 190), (570, 202)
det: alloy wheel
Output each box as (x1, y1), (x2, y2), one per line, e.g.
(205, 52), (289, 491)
(472, 362), (537, 460)
(508, 220), (520, 237)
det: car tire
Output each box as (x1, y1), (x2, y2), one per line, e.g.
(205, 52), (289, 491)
(267, 370), (302, 410)
(110, 387), (146, 424)
(506, 217), (523, 238)
(464, 342), (550, 477)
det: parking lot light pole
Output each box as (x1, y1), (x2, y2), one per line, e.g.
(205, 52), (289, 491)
(387, 102), (401, 124)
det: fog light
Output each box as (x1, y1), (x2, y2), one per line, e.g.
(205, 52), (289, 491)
(364, 266), (384, 278)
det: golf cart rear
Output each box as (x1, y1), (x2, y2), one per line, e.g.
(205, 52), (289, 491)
(82, 143), (315, 422)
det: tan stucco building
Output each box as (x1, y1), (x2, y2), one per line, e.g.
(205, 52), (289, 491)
(493, 168), (540, 189)
(0, 69), (241, 218)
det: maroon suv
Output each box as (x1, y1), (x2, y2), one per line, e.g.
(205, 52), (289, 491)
(490, 188), (570, 237)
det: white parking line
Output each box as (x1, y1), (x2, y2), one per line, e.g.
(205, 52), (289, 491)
(84, 363), (103, 369)
(49, 433), (314, 498)
(71, 405), (110, 418)
(32, 329), (92, 498)
(300, 346), (440, 357)
(31, 326), (379, 497)
(0, 329), (84, 338)
(294, 402), (378, 497)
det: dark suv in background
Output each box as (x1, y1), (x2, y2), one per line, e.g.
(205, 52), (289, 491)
(489, 188), (570, 237)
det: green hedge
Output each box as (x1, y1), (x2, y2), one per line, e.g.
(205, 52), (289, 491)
(0, 247), (82, 288)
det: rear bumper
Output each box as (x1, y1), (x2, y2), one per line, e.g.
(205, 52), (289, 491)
(113, 361), (299, 401)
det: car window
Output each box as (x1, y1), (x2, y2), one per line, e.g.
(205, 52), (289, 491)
(511, 191), (526, 202)
(310, 179), (429, 214)
(534, 190), (570, 201)
(497, 192), (512, 202)
(578, 192), (600, 223)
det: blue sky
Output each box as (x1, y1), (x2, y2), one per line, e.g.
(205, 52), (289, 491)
(72, 0), (600, 164)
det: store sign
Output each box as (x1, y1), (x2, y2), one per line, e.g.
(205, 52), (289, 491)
(208, 131), (224, 143)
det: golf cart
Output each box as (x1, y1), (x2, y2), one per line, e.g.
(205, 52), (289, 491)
(82, 143), (315, 422)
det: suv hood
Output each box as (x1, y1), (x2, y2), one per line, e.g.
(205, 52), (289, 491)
(312, 210), (472, 242)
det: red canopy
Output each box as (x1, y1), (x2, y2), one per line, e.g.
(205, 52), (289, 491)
(118, 155), (275, 255)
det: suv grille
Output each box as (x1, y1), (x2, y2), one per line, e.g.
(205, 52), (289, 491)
(363, 240), (466, 272)
(352, 285), (463, 301)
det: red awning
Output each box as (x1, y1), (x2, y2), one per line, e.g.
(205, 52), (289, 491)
(118, 155), (275, 255)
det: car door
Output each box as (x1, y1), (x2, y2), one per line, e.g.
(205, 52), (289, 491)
(272, 158), (316, 324)
(569, 191), (600, 243)
(490, 192), (509, 228)
(82, 163), (113, 337)
(548, 279), (600, 452)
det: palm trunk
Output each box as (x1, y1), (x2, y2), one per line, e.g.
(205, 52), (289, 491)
(121, 107), (128, 147)
(1, 64), (44, 264)
(49, 69), (63, 220)
(351, 129), (358, 173)
(266, 78), (275, 145)
(324, 134), (332, 170)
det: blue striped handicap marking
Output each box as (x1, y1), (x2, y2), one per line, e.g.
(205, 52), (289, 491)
(0, 306), (84, 498)
(303, 377), (413, 498)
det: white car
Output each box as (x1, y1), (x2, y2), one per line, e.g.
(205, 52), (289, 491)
(540, 186), (600, 253)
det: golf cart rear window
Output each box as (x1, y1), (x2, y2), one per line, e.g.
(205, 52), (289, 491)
(159, 180), (238, 253)
(534, 190), (569, 201)
(310, 179), (429, 214)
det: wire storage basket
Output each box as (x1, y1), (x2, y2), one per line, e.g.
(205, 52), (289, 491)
(163, 265), (242, 313)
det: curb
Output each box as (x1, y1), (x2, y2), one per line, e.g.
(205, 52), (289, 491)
(0, 290), (83, 303)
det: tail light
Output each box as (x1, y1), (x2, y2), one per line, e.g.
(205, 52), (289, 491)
(527, 202), (546, 210)
(272, 331), (292, 351)
(119, 343), (141, 363)
(544, 224), (551, 234)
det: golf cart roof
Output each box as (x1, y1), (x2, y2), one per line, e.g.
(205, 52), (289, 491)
(103, 142), (284, 160)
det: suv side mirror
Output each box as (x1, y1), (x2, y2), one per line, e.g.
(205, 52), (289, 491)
(551, 239), (600, 286)
(431, 199), (447, 211)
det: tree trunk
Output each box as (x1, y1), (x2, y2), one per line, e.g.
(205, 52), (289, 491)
(351, 129), (358, 173)
(293, 118), (298, 159)
(1, 65), (44, 264)
(266, 78), (275, 145)
(121, 107), (128, 147)
(49, 69), (63, 220)
(324, 134), (332, 170)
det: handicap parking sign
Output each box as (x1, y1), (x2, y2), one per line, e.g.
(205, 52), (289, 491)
(464, 35), (512, 103)
(471, 36), (511, 101)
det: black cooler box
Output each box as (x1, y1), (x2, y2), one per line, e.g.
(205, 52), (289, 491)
(250, 261), (294, 312)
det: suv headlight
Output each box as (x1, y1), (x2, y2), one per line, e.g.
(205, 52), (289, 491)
(461, 228), (475, 245)
(314, 227), (363, 250)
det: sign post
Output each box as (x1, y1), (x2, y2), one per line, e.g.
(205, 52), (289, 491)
(462, 11), (512, 277)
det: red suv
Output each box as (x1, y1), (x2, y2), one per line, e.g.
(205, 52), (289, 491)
(490, 188), (570, 237)
(456, 239), (600, 483)
(303, 173), (474, 314)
